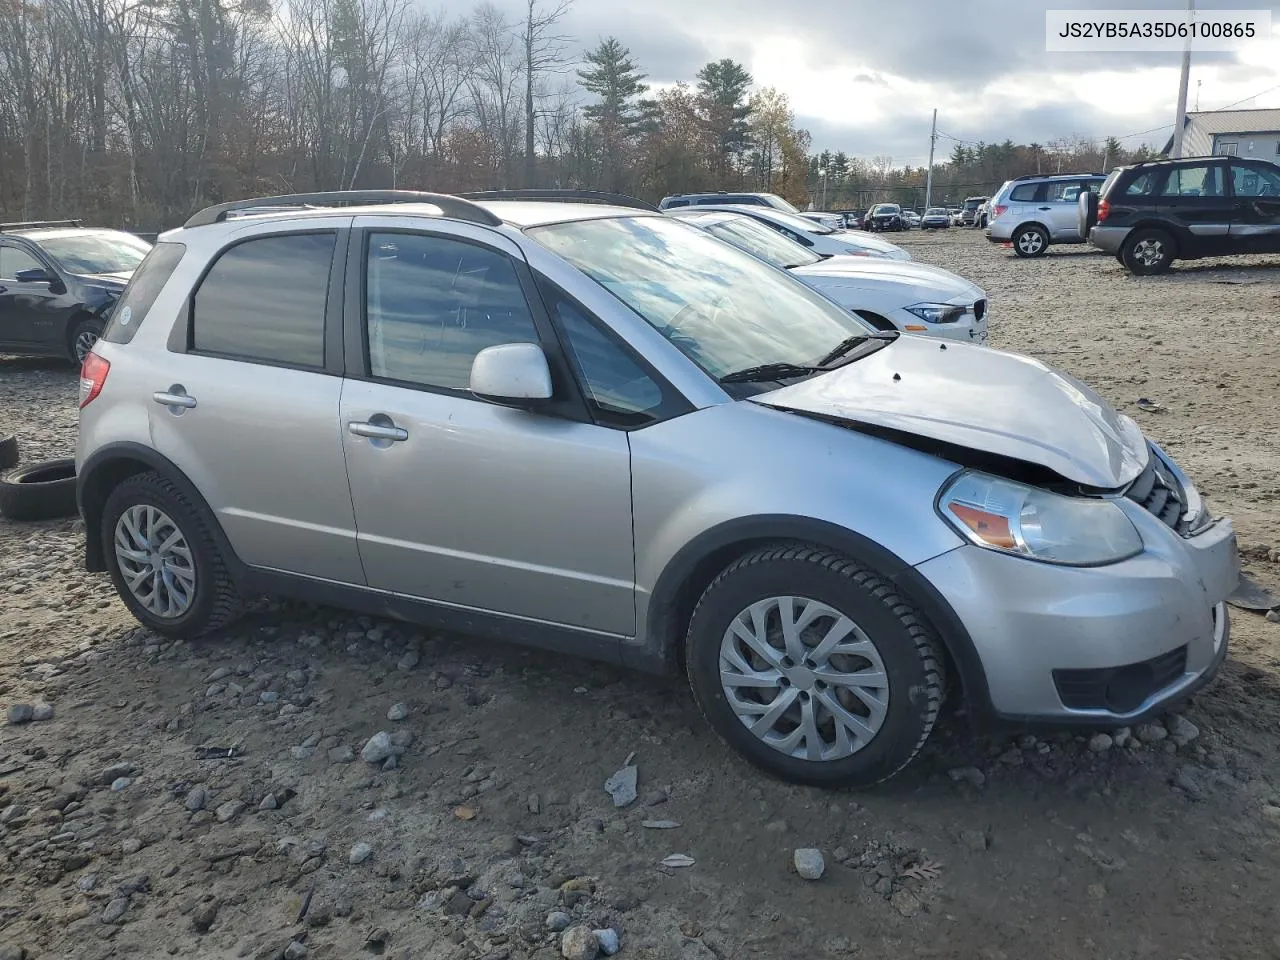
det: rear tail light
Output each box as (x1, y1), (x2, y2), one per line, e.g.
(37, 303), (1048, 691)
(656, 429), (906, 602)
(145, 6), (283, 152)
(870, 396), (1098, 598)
(991, 205), (1007, 218)
(79, 352), (110, 408)
(1097, 199), (1110, 223)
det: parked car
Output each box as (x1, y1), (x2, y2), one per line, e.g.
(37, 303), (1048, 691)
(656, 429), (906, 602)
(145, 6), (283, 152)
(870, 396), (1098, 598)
(835, 209), (866, 229)
(800, 212), (845, 231)
(668, 208), (989, 344)
(901, 211), (922, 229)
(987, 173), (1108, 257)
(690, 204), (912, 260)
(948, 208), (965, 226)
(1083, 156), (1280, 275)
(658, 192), (799, 212)
(0, 221), (152, 362)
(921, 208), (952, 229)
(866, 203), (905, 232)
(959, 196), (989, 227)
(78, 189), (1237, 788)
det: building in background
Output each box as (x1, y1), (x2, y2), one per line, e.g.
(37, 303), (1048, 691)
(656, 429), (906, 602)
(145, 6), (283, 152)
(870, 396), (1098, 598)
(1162, 108), (1280, 160)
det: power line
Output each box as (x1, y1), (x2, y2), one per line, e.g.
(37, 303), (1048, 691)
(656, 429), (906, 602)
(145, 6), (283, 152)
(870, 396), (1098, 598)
(1213, 81), (1280, 111)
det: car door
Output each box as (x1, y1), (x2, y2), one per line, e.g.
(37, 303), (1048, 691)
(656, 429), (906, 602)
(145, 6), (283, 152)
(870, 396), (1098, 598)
(147, 219), (366, 584)
(1044, 178), (1103, 240)
(1154, 161), (1234, 254)
(0, 241), (71, 349)
(1226, 161), (1280, 254)
(339, 217), (637, 637)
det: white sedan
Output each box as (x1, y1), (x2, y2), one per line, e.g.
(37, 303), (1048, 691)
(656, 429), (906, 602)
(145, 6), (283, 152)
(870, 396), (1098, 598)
(669, 208), (988, 344)
(687, 203), (912, 260)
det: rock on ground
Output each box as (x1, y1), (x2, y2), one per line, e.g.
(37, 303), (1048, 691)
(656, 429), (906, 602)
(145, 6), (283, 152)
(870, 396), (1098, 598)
(560, 926), (599, 960)
(361, 731), (394, 763)
(349, 842), (374, 864)
(794, 848), (825, 880)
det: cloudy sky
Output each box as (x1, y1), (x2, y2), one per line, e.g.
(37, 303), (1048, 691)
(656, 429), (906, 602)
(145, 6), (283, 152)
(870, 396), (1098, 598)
(491, 0), (1280, 165)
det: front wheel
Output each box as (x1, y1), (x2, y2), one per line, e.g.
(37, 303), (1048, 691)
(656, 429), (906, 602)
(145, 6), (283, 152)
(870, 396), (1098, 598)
(102, 471), (244, 638)
(1121, 228), (1176, 275)
(1013, 225), (1049, 258)
(684, 544), (946, 787)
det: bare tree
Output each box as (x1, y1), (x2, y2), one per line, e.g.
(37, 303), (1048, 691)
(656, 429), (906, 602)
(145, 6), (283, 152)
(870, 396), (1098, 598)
(519, 0), (571, 186)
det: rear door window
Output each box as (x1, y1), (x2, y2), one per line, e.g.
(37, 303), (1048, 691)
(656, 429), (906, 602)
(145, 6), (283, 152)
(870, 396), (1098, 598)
(101, 241), (187, 345)
(1159, 164), (1224, 197)
(189, 232), (334, 368)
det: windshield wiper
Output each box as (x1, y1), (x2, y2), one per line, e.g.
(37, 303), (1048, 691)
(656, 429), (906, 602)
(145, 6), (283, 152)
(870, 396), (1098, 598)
(814, 330), (897, 367)
(719, 362), (819, 384)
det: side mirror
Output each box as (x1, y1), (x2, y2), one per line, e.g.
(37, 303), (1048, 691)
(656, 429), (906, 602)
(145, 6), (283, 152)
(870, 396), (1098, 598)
(15, 267), (55, 284)
(470, 342), (553, 406)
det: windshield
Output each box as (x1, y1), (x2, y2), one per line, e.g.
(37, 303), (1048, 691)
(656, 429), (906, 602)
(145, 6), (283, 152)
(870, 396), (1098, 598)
(740, 207), (834, 235)
(925, 208), (947, 215)
(38, 231), (151, 275)
(872, 204), (900, 214)
(963, 199), (984, 210)
(763, 194), (801, 214)
(528, 216), (872, 380)
(699, 216), (822, 269)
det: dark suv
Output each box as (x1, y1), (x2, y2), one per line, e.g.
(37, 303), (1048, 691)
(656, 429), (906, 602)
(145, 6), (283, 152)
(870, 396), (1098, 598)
(866, 203), (904, 232)
(1083, 156), (1280, 275)
(0, 221), (152, 362)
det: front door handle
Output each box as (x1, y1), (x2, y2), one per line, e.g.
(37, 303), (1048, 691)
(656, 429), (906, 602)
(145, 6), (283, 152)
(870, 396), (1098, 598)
(0, 285), (7, 294)
(153, 390), (197, 409)
(348, 420), (408, 442)
(1038, 206), (1052, 210)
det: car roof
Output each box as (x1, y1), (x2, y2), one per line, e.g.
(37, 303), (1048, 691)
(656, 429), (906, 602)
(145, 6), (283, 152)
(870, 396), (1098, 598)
(475, 200), (658, 227)
(3, 227), (130, 242)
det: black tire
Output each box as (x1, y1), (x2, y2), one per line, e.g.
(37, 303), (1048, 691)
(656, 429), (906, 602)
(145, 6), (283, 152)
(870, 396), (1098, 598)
(101, 470), (244, 638)
(0, 435), (17, 471)
(1121, 228), (1176, 275)
(1013, 224), (1049, 258)
(0, 458), (78, 521)
(684, 543), (946, 787)
(69, 316), (104, 365)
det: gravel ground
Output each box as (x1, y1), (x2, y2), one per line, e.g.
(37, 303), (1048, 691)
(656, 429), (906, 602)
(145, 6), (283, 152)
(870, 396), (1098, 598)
(2, 230), (1280, 960)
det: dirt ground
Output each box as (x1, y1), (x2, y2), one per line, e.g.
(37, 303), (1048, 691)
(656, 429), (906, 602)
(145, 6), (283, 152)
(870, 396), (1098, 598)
(2, 229), (1280, 960)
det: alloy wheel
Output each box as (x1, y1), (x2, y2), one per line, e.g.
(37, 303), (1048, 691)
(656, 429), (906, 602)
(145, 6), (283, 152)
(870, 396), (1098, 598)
(719, 595), (889, 762)
(74, 329), (99, 363)
(1017, 231), (1044, 255)
(113, 504), (196, 618)
(1133, 237), (1165, 267)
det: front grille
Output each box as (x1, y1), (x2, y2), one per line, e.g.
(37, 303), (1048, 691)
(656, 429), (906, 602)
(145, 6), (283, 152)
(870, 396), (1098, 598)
(973, 299), (987, 321)
(1125, 444), (1187, 531)
(1053, 645), (1188, 713)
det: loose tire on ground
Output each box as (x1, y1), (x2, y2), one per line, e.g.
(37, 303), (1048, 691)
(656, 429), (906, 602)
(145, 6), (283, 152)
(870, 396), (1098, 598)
(0, 434), (17, 471)
(0, 458), (78, 521)
(101, 470), (244, 638)
(1013, 224), (1049, 258)
(1121, 228), (1176, 275)
(684, 543), (946, 788)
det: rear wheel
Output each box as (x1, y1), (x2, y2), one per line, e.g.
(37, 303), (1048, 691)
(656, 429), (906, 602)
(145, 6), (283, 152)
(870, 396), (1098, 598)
(684, 543), (945, 787)
(69, 317), (104, 364)
(1121, 228), (1176, 275)
(102, 471), (244, 638)
(1013, 225), (1049, 258)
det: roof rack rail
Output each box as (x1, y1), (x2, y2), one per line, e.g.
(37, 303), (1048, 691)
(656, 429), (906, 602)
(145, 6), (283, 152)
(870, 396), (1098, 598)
(458, 189), (660, 212)
(0, 219), (83, 231)
(183, 191), (502, 229)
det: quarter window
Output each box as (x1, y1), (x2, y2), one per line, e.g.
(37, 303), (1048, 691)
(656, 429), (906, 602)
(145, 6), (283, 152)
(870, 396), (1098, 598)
(191, 233), (333, 367)
(1230, 163), (1280, 197)
(1124, 171), (1160, 196)
(1009, 183), (1041, 202)
(549, 295), (664, 427)
(0, 245), (43, 279)
(364, 232), (539, 391)
(102, 241), (186, 346)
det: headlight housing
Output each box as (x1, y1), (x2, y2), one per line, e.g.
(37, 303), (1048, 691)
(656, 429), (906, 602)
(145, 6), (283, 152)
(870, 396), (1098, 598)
(905, 302), (967, 324)
(939, 472), (1143, 566)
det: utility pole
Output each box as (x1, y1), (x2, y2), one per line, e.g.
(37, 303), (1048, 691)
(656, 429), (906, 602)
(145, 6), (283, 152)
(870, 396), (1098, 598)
(1171, 0), (1194, 158)
(924, 108), (937, 210)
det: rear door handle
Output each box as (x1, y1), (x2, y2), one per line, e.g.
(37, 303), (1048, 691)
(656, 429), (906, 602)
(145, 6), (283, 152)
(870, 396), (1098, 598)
(0, 285), (7, 294)
(348, 421), (408, 442)
(1038, 206), (1052, 210)
(153, 390), (197, 409)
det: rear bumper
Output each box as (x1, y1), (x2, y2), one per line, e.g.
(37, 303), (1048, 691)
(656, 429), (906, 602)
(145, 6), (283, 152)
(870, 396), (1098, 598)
(1089, 224), (1129, 254)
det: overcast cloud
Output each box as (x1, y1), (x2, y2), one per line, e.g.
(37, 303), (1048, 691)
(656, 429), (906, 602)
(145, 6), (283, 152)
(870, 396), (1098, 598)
(471, 0), (1280, 165)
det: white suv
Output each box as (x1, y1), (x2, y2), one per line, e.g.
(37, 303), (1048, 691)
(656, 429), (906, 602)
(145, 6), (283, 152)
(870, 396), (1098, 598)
(987, 174), (1108, 257)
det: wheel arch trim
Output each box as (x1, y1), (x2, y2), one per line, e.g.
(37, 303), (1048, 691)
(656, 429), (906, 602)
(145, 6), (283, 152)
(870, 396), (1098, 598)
(639, 514), (993, 715)
(77, 441), (246, 579)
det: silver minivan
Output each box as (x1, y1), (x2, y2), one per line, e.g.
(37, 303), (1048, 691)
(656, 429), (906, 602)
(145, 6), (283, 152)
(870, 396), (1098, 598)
(76, 191), (1239, 787)
(987, 174), (1107, 256)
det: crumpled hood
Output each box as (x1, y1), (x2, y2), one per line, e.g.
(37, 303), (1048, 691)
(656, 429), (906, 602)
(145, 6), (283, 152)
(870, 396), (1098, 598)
(752, 336), (1148, 488)
(791, 257), (983, 304)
